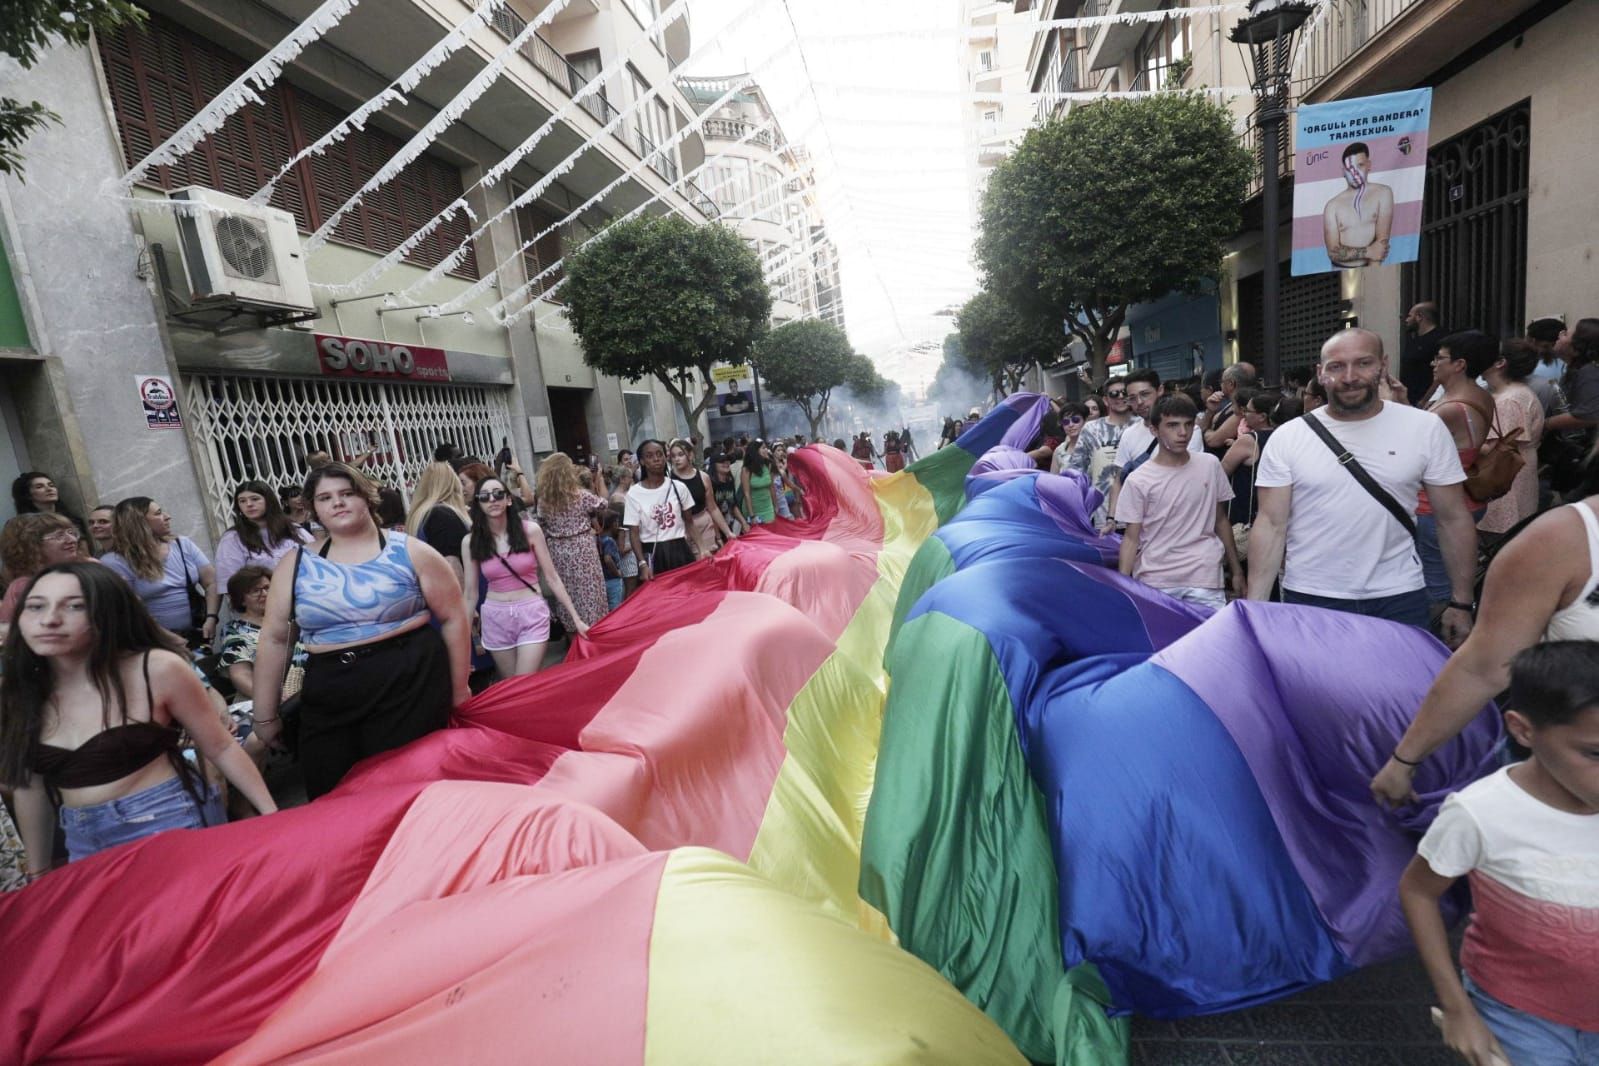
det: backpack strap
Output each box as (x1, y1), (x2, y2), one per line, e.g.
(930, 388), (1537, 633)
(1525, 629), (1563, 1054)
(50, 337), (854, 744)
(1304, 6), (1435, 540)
(1302, 413), (1418, 539)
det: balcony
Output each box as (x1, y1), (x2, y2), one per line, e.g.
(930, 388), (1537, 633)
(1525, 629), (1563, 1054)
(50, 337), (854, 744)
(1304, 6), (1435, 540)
(702, 117), (776, 150)
(488, 6), (691, 203)
(1294, 0), (1545, 104)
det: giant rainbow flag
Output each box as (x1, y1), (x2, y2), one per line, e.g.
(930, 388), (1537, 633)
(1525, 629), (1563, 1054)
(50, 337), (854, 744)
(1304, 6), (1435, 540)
(0, 395), (1501, 1064)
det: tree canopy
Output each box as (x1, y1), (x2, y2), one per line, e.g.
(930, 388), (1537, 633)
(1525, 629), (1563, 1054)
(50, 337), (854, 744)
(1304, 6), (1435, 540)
(955, 289), (1061, 395)
(976, 92), (1250, 380)
(752, 318), (859, 438)
(2, 1), (145, 177)
(565, 214), (771, 432)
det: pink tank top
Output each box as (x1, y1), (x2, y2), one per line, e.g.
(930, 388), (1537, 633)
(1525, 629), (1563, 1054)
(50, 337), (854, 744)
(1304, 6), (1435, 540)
(481, 542), (540, 594)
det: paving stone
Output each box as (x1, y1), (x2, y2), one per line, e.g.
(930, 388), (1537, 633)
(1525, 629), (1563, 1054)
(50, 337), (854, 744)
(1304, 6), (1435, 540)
(1136, 1040), (1235, 1065)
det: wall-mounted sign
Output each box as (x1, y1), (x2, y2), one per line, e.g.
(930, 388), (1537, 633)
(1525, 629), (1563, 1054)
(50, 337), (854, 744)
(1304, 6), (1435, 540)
(135, 374), (182, 430)
(710, 363), (752, 384)
(315, 334), (452, 382)
(1292, 88), (1432, 276)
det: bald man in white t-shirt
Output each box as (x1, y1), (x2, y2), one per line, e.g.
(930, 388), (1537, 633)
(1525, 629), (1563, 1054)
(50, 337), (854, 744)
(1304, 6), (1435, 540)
(1246, 328), (1479, 647)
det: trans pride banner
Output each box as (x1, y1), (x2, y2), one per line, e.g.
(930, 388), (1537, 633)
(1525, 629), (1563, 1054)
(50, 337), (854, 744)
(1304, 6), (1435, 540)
(1291, 88), (1432, 276)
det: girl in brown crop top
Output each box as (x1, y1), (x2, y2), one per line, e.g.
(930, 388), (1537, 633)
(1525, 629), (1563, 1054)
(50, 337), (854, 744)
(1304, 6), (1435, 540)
(0, 563), (276, 881)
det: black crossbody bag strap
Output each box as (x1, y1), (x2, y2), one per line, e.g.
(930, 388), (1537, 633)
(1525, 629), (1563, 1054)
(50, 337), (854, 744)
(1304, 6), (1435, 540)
(1302, 414), (1418, 539)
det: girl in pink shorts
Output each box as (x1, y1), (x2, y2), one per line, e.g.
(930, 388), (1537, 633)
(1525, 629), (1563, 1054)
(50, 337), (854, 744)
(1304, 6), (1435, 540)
(461, 475), (589, 678)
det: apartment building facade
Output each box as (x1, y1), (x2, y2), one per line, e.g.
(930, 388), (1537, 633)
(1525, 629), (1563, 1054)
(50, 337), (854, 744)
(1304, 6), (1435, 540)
(678, 75), (847, 438)
(0, 0), (719, 539)
(960, 0), (1037, 219)
(1017, 0), (1595, 382)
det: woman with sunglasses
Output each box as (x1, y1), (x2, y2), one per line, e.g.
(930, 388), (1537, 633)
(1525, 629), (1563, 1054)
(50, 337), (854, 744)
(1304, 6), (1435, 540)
(463, 474), (588, 678)
(249, 463), (470, 799)
(1049, 402), (1092, 474)
(626, 440), (699, 580)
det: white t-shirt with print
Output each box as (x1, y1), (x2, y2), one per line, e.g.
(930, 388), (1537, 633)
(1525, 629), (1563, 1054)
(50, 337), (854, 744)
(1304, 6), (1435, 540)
(1253, 403), (1463, 598)
(623, 479), (691, 544)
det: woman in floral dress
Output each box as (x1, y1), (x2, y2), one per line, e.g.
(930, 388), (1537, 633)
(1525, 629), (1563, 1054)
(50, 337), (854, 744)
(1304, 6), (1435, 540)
(533, 453), (610, 630)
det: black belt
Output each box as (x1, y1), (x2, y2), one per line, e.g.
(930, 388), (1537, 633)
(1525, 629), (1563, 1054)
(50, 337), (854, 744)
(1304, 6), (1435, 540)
(308, 624), (428, 665)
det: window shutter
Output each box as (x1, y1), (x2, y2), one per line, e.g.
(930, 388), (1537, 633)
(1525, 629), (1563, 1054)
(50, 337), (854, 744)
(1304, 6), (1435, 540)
(95, 13), (481, 280)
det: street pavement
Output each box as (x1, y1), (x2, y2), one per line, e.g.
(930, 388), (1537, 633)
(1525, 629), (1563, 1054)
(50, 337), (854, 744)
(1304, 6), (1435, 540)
(1131, 951), (1457, 1065)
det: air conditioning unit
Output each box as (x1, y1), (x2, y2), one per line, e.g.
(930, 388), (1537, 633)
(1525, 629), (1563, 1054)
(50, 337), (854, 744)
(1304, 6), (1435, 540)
(170, 186), (314, 312)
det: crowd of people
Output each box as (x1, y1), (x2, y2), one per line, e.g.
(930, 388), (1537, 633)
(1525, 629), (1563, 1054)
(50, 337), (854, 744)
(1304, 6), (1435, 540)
(4, 315), (1599, 1064)
(0, 430), (841, 886)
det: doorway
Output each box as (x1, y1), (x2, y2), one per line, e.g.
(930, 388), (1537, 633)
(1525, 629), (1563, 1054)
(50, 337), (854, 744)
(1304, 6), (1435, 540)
(546, 386), (594, 464)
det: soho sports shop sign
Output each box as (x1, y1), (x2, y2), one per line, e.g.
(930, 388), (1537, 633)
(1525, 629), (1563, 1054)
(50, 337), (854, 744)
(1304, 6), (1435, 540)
(315, 334), (452, 383)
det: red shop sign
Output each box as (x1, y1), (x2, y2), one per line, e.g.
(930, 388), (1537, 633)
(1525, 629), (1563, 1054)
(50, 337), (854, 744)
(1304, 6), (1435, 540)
(315, 334), (452, 383)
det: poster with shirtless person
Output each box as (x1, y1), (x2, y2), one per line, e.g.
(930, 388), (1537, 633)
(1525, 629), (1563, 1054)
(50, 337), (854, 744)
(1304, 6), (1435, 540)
(1291, 88), (1431, 276)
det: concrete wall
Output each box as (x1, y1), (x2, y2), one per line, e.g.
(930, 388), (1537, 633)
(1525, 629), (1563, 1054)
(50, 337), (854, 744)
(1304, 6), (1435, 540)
(0, 41), (215, 547)
(1426, 0), (1599, 326)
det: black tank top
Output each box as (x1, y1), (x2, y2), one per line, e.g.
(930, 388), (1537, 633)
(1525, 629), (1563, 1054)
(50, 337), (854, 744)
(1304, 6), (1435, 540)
(31, 652), (197, 801)
(672, 469), (707, 514)
(1228, 428), (1272, 526)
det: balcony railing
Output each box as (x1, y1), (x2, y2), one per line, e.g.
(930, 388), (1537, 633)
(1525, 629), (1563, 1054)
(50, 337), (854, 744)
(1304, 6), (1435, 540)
(701, 117), (775, 149)
(1292, 0), (1425, 93)
(489, 6), (688, 197)
(1240, 104), (1294, 199)
(1081, 0), (1106, 49)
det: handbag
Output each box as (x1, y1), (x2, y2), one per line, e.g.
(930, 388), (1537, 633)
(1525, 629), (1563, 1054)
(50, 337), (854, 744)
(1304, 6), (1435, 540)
(282, 547), (306, 700)
(173, 538), (208, 638)
(1458, 399), (1525, 502)
(1302, 413), (1418, 539)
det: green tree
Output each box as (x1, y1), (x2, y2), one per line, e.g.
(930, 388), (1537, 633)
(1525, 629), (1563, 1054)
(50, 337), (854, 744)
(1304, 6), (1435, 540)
(976, 93), (1250, 381)
(752, 319), (858, 439)
(565, 215), (771, 433)
(2, 1), (145, 177)
(955, 289), (1060, 395)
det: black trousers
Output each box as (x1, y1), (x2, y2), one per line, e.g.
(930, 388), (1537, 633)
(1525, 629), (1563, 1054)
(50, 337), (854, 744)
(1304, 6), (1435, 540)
(299, 624), (451, 799)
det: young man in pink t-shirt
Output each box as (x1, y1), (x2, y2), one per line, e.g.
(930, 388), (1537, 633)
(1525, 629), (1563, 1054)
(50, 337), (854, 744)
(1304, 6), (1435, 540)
(1400, 641), (1599, 1066)
(1115, 393), (1244, 609)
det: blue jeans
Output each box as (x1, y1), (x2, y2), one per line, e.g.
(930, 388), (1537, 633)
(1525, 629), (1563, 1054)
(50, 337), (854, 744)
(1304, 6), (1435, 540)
(1465, 973), (1599, 1065)
(1416, 507), (1487, 605)
(1281, 587), (1430, 627)
(58, 773), (224, 863)
(605, 576), (624, 611)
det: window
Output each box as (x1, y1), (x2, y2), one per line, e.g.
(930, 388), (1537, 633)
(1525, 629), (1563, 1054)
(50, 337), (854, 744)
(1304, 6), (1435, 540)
(623, 391), (657, 448)
(567, 51), (608, 124)
(97, 12), (478, 278)
(621, 0), (658, 30)
(512, 196), (567, 300)
(983, 109), (1000, 136)
(1133, 5), (1191, 91)
(978, 49), (994, 71)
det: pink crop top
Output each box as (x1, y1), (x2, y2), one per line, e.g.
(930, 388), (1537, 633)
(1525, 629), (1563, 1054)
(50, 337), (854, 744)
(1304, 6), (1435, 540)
(481, 547), (540, 594)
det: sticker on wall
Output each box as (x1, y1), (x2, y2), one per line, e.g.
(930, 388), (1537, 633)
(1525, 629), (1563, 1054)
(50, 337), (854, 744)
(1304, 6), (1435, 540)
(1291, 88), (1432, 276)
(135, 374), (183, 430)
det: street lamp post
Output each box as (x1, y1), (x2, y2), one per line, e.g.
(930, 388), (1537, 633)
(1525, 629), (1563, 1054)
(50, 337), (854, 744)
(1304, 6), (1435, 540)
(1230, 0), (1313, 386)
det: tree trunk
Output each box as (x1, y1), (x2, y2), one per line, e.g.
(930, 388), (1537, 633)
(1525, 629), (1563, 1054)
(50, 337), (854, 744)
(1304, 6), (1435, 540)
(658, 370), (716, 443)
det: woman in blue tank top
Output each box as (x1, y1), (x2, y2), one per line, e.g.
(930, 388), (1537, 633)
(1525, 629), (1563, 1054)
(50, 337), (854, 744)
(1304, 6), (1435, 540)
(248, 463), (471, 799)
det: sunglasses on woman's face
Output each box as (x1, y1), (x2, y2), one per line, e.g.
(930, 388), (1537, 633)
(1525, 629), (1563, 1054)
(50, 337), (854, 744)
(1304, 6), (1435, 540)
(1066, 415), (1085, 425)
(477, 489), (509, 502)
